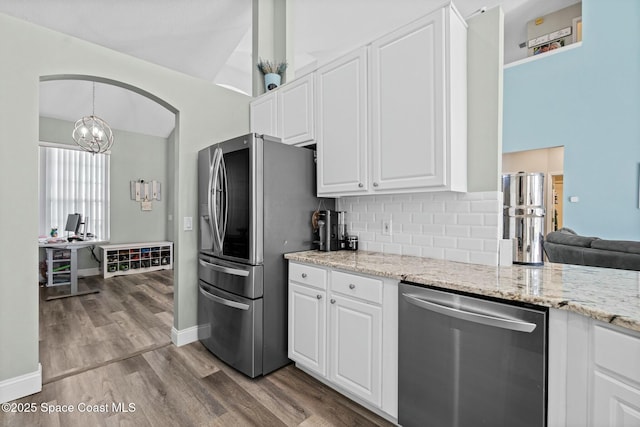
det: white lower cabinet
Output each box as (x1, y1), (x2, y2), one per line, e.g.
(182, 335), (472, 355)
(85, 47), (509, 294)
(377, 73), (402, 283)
(288, 262), (397, 420)
(548, 308), (640, 426)
(288, 282), (326, 376)
(329, 293), (382, 406)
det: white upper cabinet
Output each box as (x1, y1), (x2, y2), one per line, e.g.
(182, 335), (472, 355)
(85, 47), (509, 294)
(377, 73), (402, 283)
(250, 75), (315, 146)
(370, 9), (446, 191)
(249, 91), (277, 137)
(317, 5), (467, 197)
(316, 48), (368, 195)
(278, 74), (315, 145)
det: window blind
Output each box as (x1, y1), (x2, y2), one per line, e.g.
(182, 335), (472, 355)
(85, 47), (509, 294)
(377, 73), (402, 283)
(39, 145), (110, 240)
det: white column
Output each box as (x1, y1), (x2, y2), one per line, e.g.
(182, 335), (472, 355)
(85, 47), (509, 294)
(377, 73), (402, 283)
(252, 0), (294, 96)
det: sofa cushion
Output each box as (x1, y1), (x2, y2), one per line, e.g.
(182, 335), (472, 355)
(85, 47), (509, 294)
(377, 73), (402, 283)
(591, 239), (640, 255)
(546, 230), (598, 248)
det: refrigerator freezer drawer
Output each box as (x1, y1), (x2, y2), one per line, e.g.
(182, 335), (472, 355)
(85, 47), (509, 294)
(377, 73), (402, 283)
(198, 281), (263, 378)
(198, 254), (264, 299)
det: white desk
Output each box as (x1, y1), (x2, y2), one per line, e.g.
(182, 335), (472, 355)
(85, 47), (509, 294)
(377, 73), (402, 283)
(39, 240), (102, 300)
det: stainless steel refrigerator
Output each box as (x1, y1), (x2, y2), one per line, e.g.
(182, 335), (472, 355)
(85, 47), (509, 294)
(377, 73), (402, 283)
(197, 133), (330, 378)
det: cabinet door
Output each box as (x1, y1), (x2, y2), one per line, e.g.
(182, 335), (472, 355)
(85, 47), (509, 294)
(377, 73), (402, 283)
(316, 47), (368, 196)
(592, 371), (640, 427)
(250, 91), (278, 137)
(288, 282), (326, 376)
(329, 294), (382, 406)
(370, 8), (446, 191)
(278, 74), (314, 145)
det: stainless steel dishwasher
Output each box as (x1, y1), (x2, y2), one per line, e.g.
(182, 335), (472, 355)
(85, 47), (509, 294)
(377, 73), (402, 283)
(398, 282), (547, 427)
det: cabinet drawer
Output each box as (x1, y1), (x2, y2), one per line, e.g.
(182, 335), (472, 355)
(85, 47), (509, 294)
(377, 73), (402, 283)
(594, 324), (640, 383)
(289, 263), (327, 290)
(331, 271), (382, 304)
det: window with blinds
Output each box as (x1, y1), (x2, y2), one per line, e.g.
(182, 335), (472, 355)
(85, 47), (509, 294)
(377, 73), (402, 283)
(38, 144), (110, 240)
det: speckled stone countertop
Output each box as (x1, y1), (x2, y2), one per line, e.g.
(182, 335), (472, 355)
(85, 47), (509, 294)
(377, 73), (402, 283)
(284, 250), (640, 333)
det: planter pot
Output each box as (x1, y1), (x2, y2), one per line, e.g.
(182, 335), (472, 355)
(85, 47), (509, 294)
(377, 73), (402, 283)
(264, 73), (281, 91)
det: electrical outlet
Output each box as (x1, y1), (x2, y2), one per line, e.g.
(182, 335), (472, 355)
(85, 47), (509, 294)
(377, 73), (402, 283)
(382, 219), (392, 236)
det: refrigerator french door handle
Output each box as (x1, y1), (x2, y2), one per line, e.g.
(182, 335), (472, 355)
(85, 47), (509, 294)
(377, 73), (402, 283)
(211, 148), (224, 251)
(219, 153), (228, 245)
(198, 259), (250, 277)
(199, 286), (250, 310)
(207, 151), (217, 244)
(402, 293), (537, 333)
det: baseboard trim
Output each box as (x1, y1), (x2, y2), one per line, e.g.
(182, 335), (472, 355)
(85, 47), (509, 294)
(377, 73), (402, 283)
(78, 267), (100, 277)
(0, 364), (42, 404)
(171, 325), (207, 347)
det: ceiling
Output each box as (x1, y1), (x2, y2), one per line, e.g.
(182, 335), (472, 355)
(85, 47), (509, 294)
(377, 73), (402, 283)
(0, 0), (577, 139)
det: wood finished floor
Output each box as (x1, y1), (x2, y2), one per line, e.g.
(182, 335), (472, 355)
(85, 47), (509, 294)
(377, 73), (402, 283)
(1, 271), (394, 426)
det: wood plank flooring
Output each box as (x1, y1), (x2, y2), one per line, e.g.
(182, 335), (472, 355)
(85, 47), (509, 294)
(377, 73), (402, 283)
(1, 271), (394, 426)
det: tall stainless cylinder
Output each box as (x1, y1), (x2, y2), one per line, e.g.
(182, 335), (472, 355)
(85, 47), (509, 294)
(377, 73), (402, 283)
(503, 172), (545, 265)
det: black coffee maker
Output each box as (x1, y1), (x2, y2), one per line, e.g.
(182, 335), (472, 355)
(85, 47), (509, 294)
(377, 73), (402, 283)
(317, 210), (341, 251)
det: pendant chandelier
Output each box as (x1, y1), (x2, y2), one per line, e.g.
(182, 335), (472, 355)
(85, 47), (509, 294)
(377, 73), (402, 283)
(72, 82), (114, 154)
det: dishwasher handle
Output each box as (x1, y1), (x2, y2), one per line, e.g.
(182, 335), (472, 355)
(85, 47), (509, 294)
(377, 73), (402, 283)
(402, 293), (537, 333)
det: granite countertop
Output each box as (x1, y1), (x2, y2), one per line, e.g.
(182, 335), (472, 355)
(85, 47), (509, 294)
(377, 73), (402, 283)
(284, 250), (640, 333)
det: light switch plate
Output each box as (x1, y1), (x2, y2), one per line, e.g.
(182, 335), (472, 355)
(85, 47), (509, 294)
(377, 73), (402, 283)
(184, 216), (193, 231)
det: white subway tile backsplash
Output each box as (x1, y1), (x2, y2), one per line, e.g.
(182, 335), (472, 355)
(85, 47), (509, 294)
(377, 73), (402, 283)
(383, 243), (403, 255)
(402, 223), (422, 234)
(384, 202), (404, 213)
(445, 201), (470, 213)
(457, 214), (484, 226)
(376, 234), (393, 243)
(471, 226), (499, 239)
(412, 234), (433, 247)
(393, 212), (413, 224)
(457, 238), (484, 251)
(367, 203), (384, 213)
(445, 225), (471, 238)
(434, 213), (457, 225)
(483, 239), (499, 252)
(484, 213), (499, 226)
(470, 200), (500, 213)
(422, 247), (445, 259)
(402, 245), (422, 257)
(340, 191), (502, 266)
(422, 224), (445, 235)
(402, 201), (423, 212)
(413, 212), (435, 225)
(470, 251), (499, 265)
(365, 242), (383, 252)
(433, 236), (457, 249)
(444, 249), (470, 263)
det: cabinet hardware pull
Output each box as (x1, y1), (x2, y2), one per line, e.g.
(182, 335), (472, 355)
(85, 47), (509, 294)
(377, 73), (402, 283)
(317, 294), (322, 299)
(358, 183), (363, 188)
(349, 284), (355, 289)
(302, 273), (307, 278)
(330, 299), (336, 304)
(373, 182), (379, 187)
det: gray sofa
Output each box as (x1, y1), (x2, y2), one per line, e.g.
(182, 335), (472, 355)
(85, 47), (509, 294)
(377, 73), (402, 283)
(543, 228), (640, 271)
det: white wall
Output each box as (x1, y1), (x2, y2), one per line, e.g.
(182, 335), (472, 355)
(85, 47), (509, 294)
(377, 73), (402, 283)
(0, 12), (250, 390)
(503, 146), (564, 174)
(467, 6), (504, 193)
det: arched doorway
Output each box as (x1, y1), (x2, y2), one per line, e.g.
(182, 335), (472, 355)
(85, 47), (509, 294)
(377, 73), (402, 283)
(37, 75), (178, 383)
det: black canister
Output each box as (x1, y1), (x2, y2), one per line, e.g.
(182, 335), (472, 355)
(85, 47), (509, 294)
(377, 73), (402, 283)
(346, 235), (358, 251)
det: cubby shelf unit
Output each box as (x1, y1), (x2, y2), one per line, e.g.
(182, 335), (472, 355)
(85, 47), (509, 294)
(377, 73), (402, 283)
(100, 241), (173, 278)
